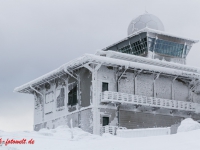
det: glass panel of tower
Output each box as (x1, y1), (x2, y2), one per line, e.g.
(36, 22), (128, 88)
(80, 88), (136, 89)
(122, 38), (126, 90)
(116, 37), (191, 58)
(148, 37), (191, 58)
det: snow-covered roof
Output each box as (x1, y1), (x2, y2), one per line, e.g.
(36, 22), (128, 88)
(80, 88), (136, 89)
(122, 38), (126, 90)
(97, 51), (199, 73)
(14, 51), (200, 94)
(103, 27), (199, 51)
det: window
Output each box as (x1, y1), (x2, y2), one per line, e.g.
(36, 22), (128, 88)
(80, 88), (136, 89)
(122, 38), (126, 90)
(118, 38), (147, 56)
(56, 87), (65, 108)
(148, 37), (185, 58)
(45, 91), (54, 114)
(68, 84), (77, 106)
(45, 91), (54, 104)
(102, 82), (108, 92)
(103, 117), (109, 126)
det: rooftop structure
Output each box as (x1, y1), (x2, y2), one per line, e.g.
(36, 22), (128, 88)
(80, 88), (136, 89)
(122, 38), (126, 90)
(127, 13), (165, 35)
(103, 13), (198, 65)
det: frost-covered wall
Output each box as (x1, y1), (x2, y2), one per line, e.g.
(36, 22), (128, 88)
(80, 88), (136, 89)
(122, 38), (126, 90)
(80, 108), (93, 133)
(33, 78), (69, 126)
(33, 64), (200, 134)
(100, 108), (117, 126)
(96, 64), (199, 131)
(119, 72), (134, 94)
(34, 108), (93, 133)
(136, 73), (154, 97)
(119, 110), (183, 129)
(174, 80), (189, 101)
(80, 68), (92, 107)
(33, 67), (93, 132)
(34, 93), (43, 124)
(97, 66), (117, 92)
(97, 65), (191, 101)
(191, 83), (200, 103)
(155, 76), (172, 99)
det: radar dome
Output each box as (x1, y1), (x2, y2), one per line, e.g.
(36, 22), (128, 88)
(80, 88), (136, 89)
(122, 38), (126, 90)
(127, 13), (165, 36)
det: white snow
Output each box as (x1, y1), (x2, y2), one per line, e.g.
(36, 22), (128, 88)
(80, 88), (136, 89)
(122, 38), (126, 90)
(1, 124), (200, 150)
(117, 127), (170, 138)
(177, 118), (200, 133)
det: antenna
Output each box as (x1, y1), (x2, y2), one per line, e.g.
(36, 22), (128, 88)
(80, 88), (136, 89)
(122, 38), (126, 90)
(145, 5), (148, 13)
(144, 0), (148, 14)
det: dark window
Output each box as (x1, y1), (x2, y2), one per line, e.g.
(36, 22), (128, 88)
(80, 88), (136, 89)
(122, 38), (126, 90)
(68, 85), (77, 106)
(102, 82), (108, 92)
(103, 117), (109, 126)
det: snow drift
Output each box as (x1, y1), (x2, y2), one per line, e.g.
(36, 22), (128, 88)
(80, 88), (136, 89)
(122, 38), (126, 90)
(1, 124), (200, 150)
(177, 118), (200, 133)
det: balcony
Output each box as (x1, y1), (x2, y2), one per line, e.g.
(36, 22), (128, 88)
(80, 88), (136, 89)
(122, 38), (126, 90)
(100, 91), (197, 112)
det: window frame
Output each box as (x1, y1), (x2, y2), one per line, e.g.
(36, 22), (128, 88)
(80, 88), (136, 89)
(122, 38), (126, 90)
(45, 91), (54, 104)
(102, 116), (109, 126)
(68, 83), (77, 106)
(56, 86), (66, 109)
(102, 81), (109, 92)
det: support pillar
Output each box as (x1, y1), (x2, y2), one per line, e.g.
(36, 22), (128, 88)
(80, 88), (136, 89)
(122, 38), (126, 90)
(133, 70), (142, 95)
(171, 76), (178, 100)
(90, 64), (101, 135)
(153, 73), (160, 97)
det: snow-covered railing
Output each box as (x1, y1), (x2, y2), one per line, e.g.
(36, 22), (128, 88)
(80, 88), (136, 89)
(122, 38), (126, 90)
(101, 126), (127, 135)
(116, 127), (171, 138)
(100, 91), (197, 112)
(101, 126), (118, 135)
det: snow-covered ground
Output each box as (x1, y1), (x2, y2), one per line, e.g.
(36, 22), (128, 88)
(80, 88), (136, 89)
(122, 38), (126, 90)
(1, 119), (200, 150)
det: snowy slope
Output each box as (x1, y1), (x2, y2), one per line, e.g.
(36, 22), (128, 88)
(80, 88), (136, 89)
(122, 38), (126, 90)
(1, 125), (200, 150)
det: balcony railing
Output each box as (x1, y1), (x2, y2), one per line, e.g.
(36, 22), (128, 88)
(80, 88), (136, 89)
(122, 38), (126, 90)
(100, 91), (197, 112)
(101, 126), (127, 135)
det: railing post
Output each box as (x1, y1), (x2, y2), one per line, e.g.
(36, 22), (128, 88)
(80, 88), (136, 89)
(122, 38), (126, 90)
(112, 91), (113, 100)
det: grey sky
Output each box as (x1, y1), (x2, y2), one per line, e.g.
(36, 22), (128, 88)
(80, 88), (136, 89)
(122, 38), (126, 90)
(1, 0), (200, 131)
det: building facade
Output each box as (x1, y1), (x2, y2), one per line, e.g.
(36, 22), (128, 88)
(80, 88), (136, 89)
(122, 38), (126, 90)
(14, 13), (200, 135)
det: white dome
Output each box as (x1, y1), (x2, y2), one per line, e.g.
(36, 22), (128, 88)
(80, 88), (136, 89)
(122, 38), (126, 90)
(127, 13), (165, 36)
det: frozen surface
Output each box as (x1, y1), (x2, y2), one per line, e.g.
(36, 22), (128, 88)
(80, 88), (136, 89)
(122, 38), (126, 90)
(1, 124), (200, 150)
(117, 127), (170, 138)
(177, 118), (200, 133)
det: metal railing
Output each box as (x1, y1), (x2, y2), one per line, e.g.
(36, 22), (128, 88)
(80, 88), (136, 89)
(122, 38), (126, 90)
(100, 91), (197, 112)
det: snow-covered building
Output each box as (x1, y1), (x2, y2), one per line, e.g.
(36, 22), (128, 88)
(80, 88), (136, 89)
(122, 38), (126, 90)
(14, 13), (200, 135)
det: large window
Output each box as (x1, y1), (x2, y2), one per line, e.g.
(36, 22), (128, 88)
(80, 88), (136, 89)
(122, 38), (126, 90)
(56, 88), (65, 108)
(148, 37), (188, 58)
(118, 38), (147, 56)
(68, 83), (77, 106)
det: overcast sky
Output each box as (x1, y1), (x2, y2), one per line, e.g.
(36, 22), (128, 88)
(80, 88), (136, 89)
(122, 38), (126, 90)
(1, 0), (200, 131)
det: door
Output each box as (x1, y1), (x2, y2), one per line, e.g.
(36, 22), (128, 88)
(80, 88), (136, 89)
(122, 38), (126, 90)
(103, 117), (109, 126)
